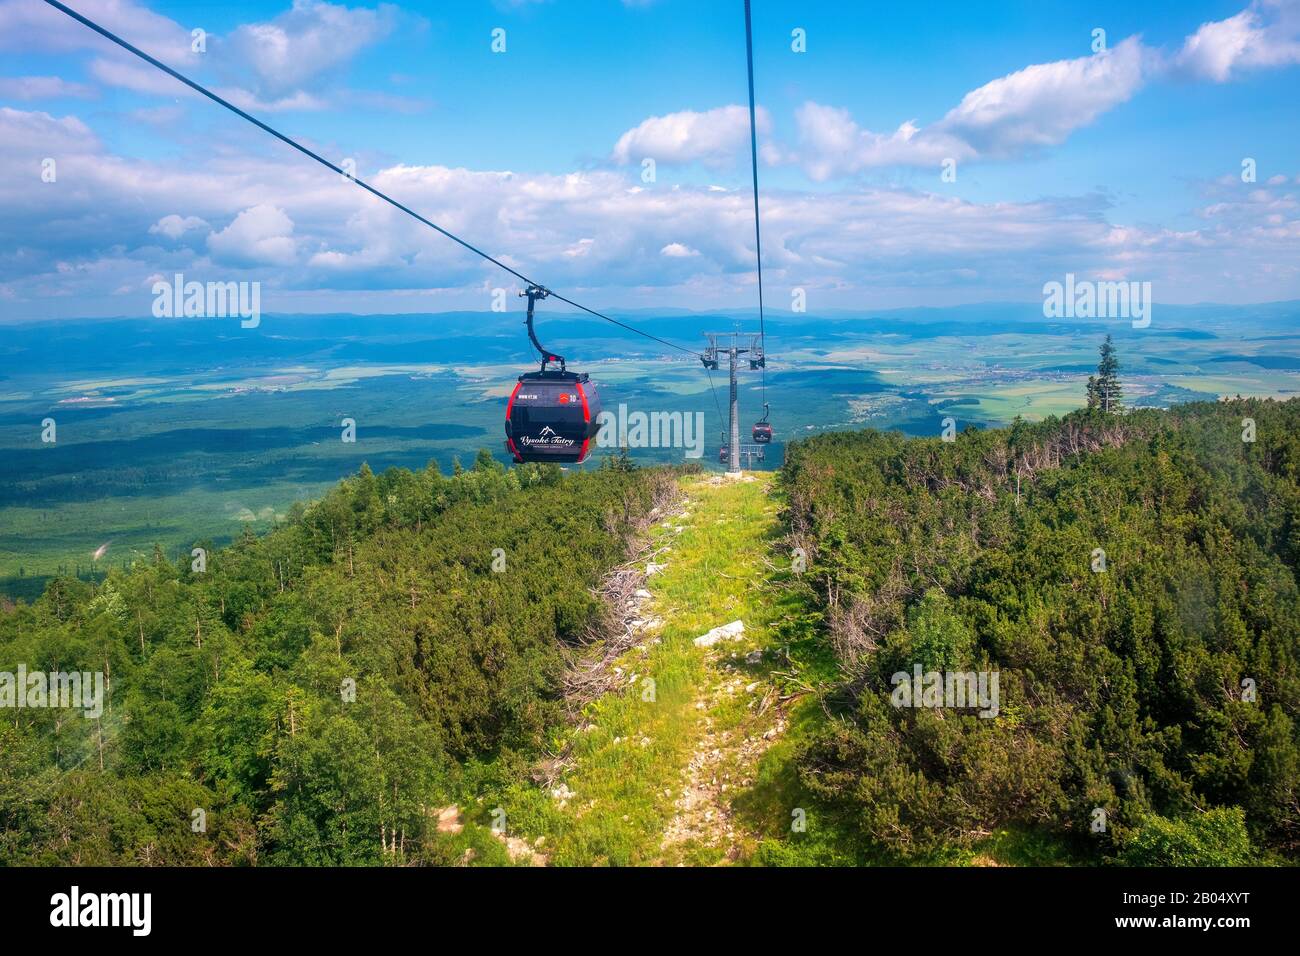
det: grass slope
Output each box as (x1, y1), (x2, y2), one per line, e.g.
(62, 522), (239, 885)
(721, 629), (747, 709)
(484, 473), (787, 864)
(485, 470), (1080, 866)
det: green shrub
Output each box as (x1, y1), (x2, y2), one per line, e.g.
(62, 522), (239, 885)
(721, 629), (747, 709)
(1121, 808), (1255, 867)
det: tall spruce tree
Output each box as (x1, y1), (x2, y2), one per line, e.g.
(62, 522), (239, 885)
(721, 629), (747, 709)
(1087, 334), (1123, 412)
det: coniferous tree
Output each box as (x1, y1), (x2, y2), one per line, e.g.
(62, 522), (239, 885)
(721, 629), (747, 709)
(1086, 334), (1123, 413)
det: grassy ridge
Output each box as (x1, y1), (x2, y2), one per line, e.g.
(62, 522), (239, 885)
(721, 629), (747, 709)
(489, 475), (777, 864)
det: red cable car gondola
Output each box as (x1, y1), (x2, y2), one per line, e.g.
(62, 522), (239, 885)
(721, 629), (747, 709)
(752, 403), (772, 443)
(504, 286), (601, 464)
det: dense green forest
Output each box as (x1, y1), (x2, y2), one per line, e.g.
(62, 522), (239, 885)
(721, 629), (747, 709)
(0, 452), (675, 864)
(780, 397), (1300, 864)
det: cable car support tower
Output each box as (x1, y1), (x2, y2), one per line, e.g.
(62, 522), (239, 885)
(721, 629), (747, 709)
(699, 0), (773, 478)
(702, 332), (765, 475)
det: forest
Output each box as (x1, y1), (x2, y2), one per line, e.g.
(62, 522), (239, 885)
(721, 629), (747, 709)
(2, 385), (1297, 866)
(780, 395), (1300, 864)
(0, 451), (675, 864)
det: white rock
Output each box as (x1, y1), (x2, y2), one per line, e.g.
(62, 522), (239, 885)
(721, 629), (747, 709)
(693, 620), (745, 647)
(634, 588), (652, 599)
(435, 805), (463, 834)
(646, 562), (667, 575)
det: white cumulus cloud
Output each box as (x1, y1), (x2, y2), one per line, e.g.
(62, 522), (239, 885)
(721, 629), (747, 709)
(936, 35), (1149, 156)
(149, 214), (209, 239)
(1176, 0), (1300, 81)
(221, 0), (398, 100)
(790, 36), (1150, 178)
(207, 204), (297, 266)
(0, 0), (196, 60)
(660, 242), (699, 257)
(0, 75), (97, 100)
(1, 104), (1298, 314)
(785, 2), (1300, 179)
(612, 104), (771, 168)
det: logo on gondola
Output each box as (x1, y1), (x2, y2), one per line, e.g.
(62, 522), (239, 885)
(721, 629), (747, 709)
(520, 425), (575, 448)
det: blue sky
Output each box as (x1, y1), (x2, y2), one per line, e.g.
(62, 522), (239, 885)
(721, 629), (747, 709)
(1, 0), (1298, 320)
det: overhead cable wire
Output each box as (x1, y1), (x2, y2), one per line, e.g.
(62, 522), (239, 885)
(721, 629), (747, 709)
(704, 364), (726, 427)
(742, 0), (768, 404)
